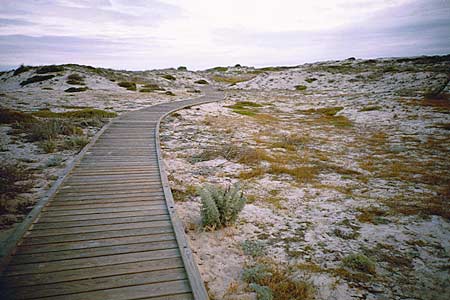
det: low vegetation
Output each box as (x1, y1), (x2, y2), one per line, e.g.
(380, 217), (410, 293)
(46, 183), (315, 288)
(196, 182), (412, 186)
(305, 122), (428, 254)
(294, 85), (307, 91)
(199, 183), (246, 230)
(194, 79), (209, 85)
(212, 75), (254, 85)
(32, 108), (117, 119)
(65, 87), (88, 93)
(20, 75), (55, 86)
(0, 108), (36, 124)
(66, 73), (85, 85)
(161, 74), (176, 81)
(342, 253), (376, 274)
(118, 81), (137, 91)
(36, 65), (64, 74)
(13, 65), (31, 76)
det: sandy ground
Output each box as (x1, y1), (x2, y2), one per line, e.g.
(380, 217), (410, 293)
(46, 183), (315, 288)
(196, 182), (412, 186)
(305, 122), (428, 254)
(160, 57), (450, 299)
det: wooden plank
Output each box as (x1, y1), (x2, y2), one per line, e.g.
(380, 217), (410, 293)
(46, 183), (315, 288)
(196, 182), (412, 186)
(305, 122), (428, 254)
(5, 248), (181, 276)
(11, 240), (179, 264)
(37, 209), (168, 223)
(62, 179), (162, 187)
(58, 184), (163, 194)
(3, 257), (184, 288)
(55, 189), (164, 197)
(3, 268), (188, 299)
(16, 233), (176, 254)
(21, 226), (174, 246)
(49, 196), (165, 206)
(31, 214), (170, 229)
(49, 198), (164, 208)
(27, 220), (172, 237)
(41, 205), (167, 216)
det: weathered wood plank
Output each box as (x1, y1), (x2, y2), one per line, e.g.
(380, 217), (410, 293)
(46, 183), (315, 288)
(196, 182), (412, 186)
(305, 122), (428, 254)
(41, 205), (167, 216)
(47, 200), (165, 210)
(37, 209), (168, 222)
(16, 233), (176, 254)
(21, 226), (174, 246)
(3, 268), (188, 299)
(5, 248), (181, 276)
(11, 240), (179, 265)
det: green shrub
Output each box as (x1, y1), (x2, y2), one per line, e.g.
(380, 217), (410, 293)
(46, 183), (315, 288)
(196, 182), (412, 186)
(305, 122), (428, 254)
(199, 183), (246, 230)
(0, 162), (33, 214)
(62, 135), (89, 151)
(39, 139), (57, 153)
(305, 78), (317, 83)
(162, 74), (176, 81)
(359, 105), (382, 112)
(249, 283), (273, 300)
(13, 65), (31, 76)
(165, 91), (176, 96)
(0, 108), (36, 124)
(118, 81), (137, 91)
(177, 66), (187, 71)
(45, 155), (64, 167)
(20, 75), (55, 86)
(243, 264), (272, 283)
(242, 240), (266, 257)
(36, 65), (64, 74)
(140, 84), (164, 92)
(342, 253), (376, 274)
(65, 87), (88, 93)
(32, 108), (116, 119)
(194, 79), (209, 85)
(25, 119), (81, 141)
(294, 85), (307, 91)
(67, 73), (85, 85)
(210, 66), (228, 72)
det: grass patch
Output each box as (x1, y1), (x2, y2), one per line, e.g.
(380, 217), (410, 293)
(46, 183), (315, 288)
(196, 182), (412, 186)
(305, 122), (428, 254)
(305, 78), (317, 83)
(161, 74), (176, 81)
(295, 85), (307, 91)
(359, 105), (382, 112)
(0, 108), (36, 124)
(194, 79), (209, 84)
(23, 119), (82, 142)
(342, 253), (376, 274)
(32, 108), (116, 119)
(299, 106), (344, 116)
(271, 134), (308, 151)
(20, 75), (55, 86)
(140, 84), (164, 92)
(36, 65), (64, 74)
(211, 75), (254, 85)
(13, 65), (31, 76)
(357, 206), (389, 224)
(118, 81), (137, 91)
(243, 260), (315, 300)
(268, 164), (318, 183)
(226, 101), (263, 116)
(0, 161), (34, 215)
(65, 87), (88, 93)
(61, 135), (89, 151)
(67, 73), (85, 85)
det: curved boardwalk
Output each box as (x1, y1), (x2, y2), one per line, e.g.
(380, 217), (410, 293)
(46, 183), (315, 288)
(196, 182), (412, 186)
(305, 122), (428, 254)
(0, 89), (223, 300)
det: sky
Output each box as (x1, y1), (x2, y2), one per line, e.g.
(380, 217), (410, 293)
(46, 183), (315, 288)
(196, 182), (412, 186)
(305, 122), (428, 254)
(0, 0), (449, 70)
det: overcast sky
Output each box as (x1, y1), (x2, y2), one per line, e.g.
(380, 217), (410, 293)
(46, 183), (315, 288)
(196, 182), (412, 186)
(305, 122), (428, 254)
(0, 0), (449, 70)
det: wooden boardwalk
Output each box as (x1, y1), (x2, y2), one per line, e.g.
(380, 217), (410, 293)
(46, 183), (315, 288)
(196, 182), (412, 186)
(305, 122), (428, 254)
(0, 89), (223, 300)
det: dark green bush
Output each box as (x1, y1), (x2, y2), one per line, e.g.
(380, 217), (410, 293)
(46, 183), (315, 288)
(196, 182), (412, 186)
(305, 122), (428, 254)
(162, 74), (176, 81)
(13, 65), (31, 76)
(194, 79), (209, 85)
(294, 85), (307, 91)
(0, 108), (36, 124)
(65, 87), (88, 93)
(0, 161), (33, 214)
(36, 65), (64, 74)
(32, 108), (116, 119)
(118, 81), (137, 91)
(177, 66), (187, 71)
(67, 73), (85, 85)
(20, 75), (55, 86)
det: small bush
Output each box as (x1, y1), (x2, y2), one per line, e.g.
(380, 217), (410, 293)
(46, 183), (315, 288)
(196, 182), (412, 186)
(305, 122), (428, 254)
(118, 81), (137, 91)
(36, 65), (64, 74)
(295, 85), (307, 91)
(300, 106), (344, 116)
(20, 75), (55, 86)
(359, 105), (382, 112)
(165, 91), (176, 96)
(67, 73), (85, 85)
(45, 155), (64, 167)
(62, 135), (89, 151)
(162, 74), (176, 81)
(342, 253), (376, 274)
(177, 66), (187, 71)
(32, 108), (116, 119)
(199, 183), (246, 230)
(305, 78), (317, 83)
(194, 79), (209, 85)
(0, 162), (33, 214)
(39, 139), (57, 153)
(13, 65), (31, 76)
(243, 261), (315, 300)
(0, 108), (36, 124)
(249, 284), (273, 300)
(242, 240), (266, 257)
(65, 87), (88, 93)
(24, 119), (81, 141)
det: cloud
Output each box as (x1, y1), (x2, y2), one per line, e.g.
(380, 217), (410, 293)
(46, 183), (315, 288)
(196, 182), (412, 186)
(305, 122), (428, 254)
(0, 0), (448, 69)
